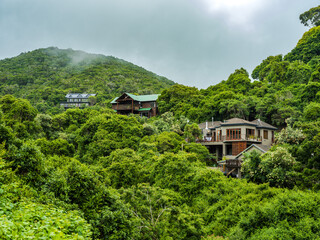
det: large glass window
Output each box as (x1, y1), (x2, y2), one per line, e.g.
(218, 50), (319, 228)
(217, 130), (222, 141)
(227, 129), (241, 140)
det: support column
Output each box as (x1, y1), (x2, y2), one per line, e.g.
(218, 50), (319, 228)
(222, 144), (226, 158)
(216, 147), (219, 161)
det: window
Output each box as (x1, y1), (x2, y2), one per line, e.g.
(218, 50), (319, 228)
(246, 128), (255, 138)
(217, 130), (222, 141)
(227, 129), (241, 140)
(264, 130), (268, 139)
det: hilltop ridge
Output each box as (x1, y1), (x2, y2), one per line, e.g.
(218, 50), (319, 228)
(0, 47), (175, 113)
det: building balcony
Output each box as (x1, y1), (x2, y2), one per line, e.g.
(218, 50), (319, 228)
(225, 159), (242, 168)
(225, 135), (262, 142)
(114, 105), (140, 111)
(60, 102), (89, 108)
(198, 135), (262, 143)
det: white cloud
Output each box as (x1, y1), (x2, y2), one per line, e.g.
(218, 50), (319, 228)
(203, 0), (257, 10)
(0, 0), (317, 88)
(200, 0), (266, 29)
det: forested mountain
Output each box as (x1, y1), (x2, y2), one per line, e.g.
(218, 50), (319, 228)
(1, 5), (320, 240)
(158, 25), (320, 129)
(155, 18), (320, 194)
(0, 47), (174, 113)
(158, 24), (320, 128)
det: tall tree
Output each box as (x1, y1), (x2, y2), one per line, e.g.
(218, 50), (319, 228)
(300, 6), (320, 28)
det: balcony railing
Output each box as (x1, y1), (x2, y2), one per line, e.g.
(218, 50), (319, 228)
(60, 102), (89, 108)
(197, 135), (262, 143)
(115, 104), (140, 111)
(225, 159), (242, 168)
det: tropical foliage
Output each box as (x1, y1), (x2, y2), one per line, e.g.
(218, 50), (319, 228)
(0, 47), (174, 115)
(0, 4), (320, 239)
(0, 94), (319, 239)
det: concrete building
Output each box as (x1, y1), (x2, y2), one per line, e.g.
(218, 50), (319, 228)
(60, 93), (96, 109)
(198, 118), (277, 177)
(198, 118), (277, 160)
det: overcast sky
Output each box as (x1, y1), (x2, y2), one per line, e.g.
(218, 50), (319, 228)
(0, 0), (318, 89)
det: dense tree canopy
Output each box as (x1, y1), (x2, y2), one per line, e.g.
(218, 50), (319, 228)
(0, 94), (319, 238)
(1, 5), (320, 238)
(0, 47), (174, 114)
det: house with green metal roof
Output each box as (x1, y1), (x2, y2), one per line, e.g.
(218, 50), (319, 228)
(111, 93), (160, 118)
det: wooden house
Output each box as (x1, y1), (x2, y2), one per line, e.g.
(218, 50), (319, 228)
(111, 93), (160, 118)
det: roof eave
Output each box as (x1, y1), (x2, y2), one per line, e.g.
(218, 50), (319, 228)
(221, 123), (257, 127)
(235, 144), (267, 159)
(256, 126), (278, 130)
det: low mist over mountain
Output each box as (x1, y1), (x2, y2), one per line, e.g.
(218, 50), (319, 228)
(0, 47), (175, 113)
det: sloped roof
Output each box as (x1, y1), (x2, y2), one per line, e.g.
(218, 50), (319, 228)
(66, 93), (96, 98)
(221, 118), (256, 126)
(251, 119), (277, 130)
(235, 144), (271, 159)
(199, 118), (277, 130)
(111, 93), (160, 104)
(198, 121), (222, 129)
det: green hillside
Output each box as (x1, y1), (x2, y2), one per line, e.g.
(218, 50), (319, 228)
(0, 47), (175, 113)
(1, 94), (320, 239)
(154, 7), (320, 194)
(158, 26), (320, 128)
(1, 5), (320, 240)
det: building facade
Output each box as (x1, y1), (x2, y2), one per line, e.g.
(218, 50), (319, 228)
(198, 118), (277, 160)
(60, 93), (96, 109)
(111, 93), (160, 118)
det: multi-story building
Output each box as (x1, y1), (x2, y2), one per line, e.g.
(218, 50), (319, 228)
(60, 93), (96, 109)
(111, 92), (159, 118)
(198, 118), (277, 160)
